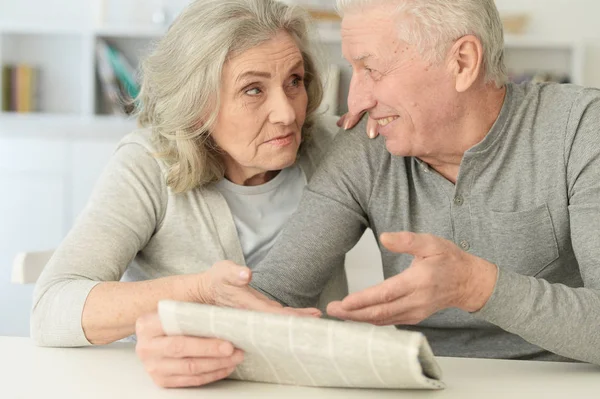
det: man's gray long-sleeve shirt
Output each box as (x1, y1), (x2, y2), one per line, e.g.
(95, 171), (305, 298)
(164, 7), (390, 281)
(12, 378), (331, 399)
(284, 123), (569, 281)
(251, 82), (600, 365)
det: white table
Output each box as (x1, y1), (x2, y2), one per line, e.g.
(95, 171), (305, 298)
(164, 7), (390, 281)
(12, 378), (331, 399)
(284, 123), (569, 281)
(1, 336), (599, 398)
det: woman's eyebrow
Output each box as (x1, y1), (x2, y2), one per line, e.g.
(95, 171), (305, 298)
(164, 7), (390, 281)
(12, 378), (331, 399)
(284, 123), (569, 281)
(287, 60), (304, 73)
(237, 70), (271, 83)
(237, 59), (305, 83)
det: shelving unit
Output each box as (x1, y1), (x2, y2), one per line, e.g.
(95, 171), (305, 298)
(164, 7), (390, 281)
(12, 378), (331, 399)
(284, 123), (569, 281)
(504, 34), (585, 85)
(0, 6), (588, 129)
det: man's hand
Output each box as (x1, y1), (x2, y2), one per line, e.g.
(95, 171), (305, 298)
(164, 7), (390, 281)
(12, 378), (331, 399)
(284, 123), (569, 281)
(337, 111), (379, 139)
(327, 232), (498, 326)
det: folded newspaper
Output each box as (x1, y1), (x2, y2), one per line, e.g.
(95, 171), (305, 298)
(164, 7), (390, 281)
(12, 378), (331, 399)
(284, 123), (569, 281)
(158, 300), (445, 390)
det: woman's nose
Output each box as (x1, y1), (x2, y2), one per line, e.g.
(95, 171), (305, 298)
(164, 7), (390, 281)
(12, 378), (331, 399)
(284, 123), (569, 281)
(269, 91), (296, 126)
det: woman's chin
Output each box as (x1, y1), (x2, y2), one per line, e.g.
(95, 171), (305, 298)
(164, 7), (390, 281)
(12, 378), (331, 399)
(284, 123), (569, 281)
(264, 150), (298, 171)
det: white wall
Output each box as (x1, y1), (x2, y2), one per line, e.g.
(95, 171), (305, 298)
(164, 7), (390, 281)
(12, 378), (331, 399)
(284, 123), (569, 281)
(0, 0), (89, 27)
(495, 0), (600, 87)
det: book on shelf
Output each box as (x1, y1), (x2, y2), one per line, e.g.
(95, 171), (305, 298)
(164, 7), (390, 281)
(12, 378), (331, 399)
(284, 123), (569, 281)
(509, 71), (571, 84)
(1, 64), (38, 113)
(95, 39), (140, 115)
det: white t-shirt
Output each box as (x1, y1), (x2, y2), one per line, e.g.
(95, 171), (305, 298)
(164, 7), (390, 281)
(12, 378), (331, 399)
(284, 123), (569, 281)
(215, 164), (307, 267)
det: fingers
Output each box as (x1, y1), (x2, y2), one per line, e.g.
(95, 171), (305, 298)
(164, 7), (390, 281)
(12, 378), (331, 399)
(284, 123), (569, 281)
(284, 307), (322, 317)
(336, 275), (412, 311)
(136, 312), (166, 339)
(249, 288), (284, 307)
(239, 294), (293, 315)
(136, 310), (245, 389)
(327, 299), (425, 326)
(154, 366), (237, 388)
(209, 261), (322, 317)
(339, 111), (377, 138)
(366, 116), (379, 139)
(380, 232), (446, 258)
(213, 261), (252, 287)
(147, 349), (244, 377)
(137, 335), (237, 359)
(341, 111), (366, 130)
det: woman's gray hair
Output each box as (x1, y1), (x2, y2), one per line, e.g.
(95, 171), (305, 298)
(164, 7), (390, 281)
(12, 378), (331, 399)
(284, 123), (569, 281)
(336, 0), (508, 87)
(136, 0), (324, 193)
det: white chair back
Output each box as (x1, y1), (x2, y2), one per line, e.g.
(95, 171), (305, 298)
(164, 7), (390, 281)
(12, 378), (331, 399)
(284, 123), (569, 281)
(11, 250), (55, 284)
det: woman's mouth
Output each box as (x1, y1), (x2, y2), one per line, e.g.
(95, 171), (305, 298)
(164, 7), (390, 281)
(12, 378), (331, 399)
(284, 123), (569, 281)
(265, 133), (294, 147)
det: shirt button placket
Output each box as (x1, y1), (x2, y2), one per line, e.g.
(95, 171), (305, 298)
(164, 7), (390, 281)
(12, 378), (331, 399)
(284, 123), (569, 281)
(459, 240), (470, 251)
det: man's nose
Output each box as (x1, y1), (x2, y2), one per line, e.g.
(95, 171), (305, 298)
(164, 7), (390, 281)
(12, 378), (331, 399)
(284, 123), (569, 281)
(347, 72), (376, 116)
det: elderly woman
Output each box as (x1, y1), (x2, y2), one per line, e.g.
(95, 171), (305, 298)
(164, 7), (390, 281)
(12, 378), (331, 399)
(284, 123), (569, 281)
(31, 0), (351, 385)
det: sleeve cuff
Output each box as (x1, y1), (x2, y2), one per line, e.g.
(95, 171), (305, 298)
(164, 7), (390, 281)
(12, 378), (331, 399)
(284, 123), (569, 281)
(31, 280), (101, 347)
(472, 267), (533, 330)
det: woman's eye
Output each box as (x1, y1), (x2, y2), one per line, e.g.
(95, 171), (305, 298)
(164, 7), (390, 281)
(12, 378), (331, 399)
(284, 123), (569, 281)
(290, 76), (304, 87)
(245, 87), (262, 96)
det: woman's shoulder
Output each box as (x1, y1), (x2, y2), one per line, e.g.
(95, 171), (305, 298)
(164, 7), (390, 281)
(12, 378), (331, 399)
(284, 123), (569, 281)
(113, 127), (167, 169)
(117, 127), (158, 153)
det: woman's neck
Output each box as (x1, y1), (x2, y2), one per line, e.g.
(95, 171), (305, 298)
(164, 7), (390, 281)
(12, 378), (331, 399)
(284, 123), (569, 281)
(224, 165), (281, 186)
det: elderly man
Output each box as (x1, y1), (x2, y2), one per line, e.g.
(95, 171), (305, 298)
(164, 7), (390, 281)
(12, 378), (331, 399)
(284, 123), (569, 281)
(249, 0), (600, 365)
(135, 0), (600, 387)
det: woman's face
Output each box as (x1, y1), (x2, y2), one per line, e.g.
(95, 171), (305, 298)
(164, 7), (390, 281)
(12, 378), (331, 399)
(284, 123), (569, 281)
(211, 31), (309, 185)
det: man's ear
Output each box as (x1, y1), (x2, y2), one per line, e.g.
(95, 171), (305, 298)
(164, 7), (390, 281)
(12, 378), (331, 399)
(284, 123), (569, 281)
(447, 35), (484, 93)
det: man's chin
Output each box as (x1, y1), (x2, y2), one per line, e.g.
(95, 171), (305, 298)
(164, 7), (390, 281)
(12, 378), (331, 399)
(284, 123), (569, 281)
(384, 139), (408, 157)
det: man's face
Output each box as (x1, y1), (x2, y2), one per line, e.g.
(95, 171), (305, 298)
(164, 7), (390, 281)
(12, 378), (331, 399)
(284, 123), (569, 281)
(341, 4), (460, 158)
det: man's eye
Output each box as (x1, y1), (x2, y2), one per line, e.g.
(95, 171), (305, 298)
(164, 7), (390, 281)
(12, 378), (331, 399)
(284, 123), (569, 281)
(245, 87), (262, 96)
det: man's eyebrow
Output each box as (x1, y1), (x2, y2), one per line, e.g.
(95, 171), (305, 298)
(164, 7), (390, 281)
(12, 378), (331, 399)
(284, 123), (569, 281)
(353, 53), (371, 62)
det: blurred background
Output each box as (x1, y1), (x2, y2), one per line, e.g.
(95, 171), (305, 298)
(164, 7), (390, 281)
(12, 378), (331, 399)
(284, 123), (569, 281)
(0, 0), (598, 337)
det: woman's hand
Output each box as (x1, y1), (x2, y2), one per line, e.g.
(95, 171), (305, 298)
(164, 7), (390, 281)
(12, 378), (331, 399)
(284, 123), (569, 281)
(337, 111), (379, 139)
(136, 261), (321, 388)
(136, 312), (243, 388)
(193, 260), (321, 317)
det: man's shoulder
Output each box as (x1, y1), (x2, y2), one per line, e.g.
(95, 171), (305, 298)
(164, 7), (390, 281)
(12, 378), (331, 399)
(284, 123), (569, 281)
(300, 113), (389, 177)
(314, 114), (391, 185)
(510, 82), (600, 144)
(517, 82), (600, 113)
(329, 113), (388, 158)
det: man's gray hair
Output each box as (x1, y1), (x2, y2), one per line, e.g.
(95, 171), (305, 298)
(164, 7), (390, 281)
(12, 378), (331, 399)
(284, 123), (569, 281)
(137, 0), (324, 193)
(336, 0), (508, 87)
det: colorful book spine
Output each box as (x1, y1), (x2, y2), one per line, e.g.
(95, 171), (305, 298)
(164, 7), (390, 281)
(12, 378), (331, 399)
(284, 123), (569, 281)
(1, 64), (37, 113)
(1, 65), (11, 112)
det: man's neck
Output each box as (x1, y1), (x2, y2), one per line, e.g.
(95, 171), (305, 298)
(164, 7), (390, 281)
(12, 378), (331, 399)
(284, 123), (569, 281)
(421, 84), (507, 184)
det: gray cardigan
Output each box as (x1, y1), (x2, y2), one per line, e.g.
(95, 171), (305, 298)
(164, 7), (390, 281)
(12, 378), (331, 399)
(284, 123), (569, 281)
(31, 114), (348, 347)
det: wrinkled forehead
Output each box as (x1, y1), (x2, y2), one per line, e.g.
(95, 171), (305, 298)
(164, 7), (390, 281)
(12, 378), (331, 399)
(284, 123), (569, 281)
(341, 5), (403, 61)
(226, 32), (304, 75)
